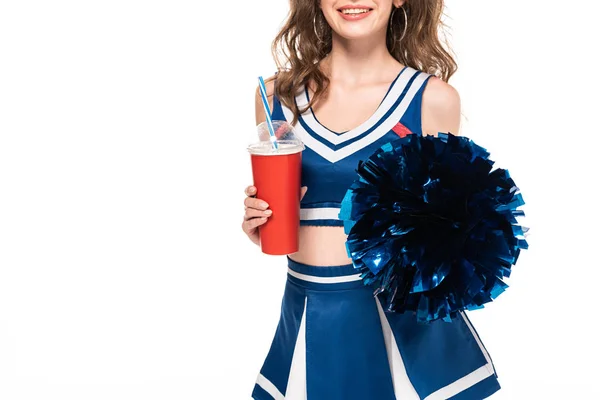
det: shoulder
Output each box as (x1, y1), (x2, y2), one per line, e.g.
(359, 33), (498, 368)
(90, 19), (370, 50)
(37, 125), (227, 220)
(255, 74), (277, 125)
(421, 75), (461, 137)
(255, 74), (276, 100)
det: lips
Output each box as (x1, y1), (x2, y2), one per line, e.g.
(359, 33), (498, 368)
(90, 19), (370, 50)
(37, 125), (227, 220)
(337, 5), (373, 20)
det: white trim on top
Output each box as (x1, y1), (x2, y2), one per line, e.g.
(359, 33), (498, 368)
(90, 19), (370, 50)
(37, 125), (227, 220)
(287, 268), (362, 284)
(282, 71), (430, 163)
(297, 67), (418, 145)
(299, 207), (341, 221)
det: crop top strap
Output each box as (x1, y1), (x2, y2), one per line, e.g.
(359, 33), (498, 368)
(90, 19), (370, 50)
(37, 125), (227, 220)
(394, 72), (435, 136)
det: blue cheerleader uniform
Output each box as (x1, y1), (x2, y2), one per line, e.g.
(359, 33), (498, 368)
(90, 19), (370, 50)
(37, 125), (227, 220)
(252, 66), (501, 400)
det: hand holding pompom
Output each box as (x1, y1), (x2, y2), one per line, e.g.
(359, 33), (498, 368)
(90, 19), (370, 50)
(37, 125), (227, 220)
(339, 132), (529, 323)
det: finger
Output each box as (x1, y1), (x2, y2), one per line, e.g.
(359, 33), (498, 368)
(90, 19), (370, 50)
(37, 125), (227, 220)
(244, 196), (269, 210)
(300, 186), (308, 200)
(245, 185), (257, 197)
(244, 207), (273, 220)
(242, 216), (268, 232)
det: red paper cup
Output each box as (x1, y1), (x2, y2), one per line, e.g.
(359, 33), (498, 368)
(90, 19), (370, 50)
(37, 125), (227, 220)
(248, 137), (304, 255)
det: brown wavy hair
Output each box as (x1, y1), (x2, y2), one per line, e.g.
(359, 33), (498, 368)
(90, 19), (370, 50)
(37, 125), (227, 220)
(268, 0), (457, 125)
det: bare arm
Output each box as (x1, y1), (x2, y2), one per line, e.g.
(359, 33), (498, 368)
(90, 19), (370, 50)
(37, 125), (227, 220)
(421, 76), (462, 137)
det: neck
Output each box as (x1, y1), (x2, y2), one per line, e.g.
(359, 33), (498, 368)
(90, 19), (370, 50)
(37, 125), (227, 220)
(322, 29), (400, 85)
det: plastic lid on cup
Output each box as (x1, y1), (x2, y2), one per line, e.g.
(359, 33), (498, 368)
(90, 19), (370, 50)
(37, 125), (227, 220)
(248, 120), (305, 155)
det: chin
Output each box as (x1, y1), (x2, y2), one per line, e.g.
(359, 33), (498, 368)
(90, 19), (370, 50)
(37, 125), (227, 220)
(334, 26), (381, 41)
(324, 5), (388, 42)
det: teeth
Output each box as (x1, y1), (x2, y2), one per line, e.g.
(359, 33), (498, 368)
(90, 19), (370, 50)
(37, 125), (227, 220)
(341, 8), (370, 15)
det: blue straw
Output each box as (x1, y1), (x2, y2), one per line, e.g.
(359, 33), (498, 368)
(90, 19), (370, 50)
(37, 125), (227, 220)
(258, 76), (279, 151)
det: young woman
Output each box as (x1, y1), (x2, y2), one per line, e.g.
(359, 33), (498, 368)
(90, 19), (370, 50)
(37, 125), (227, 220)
(242, 1), (500, 399)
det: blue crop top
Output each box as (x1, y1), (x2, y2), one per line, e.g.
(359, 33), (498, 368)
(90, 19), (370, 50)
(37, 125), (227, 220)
(270, 66), (433, 227)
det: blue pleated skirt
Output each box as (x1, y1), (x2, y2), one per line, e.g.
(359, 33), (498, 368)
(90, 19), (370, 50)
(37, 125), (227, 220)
(251, 256), (501, 400)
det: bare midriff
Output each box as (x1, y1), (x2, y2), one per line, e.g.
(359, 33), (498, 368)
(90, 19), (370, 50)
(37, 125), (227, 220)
(288, 225), (353, 266)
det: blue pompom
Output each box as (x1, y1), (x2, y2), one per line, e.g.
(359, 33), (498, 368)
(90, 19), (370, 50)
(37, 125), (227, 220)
(339, 133), (528, 323)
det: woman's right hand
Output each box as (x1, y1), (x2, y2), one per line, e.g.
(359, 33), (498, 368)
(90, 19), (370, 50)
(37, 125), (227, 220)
(242, 185), (308, 247)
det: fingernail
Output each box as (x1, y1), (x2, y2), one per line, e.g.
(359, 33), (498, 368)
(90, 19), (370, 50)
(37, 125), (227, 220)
(264, 210), (272, 215)
(260, 202), (269, 209)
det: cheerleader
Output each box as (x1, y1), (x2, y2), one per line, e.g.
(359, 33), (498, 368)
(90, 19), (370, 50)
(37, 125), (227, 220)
(242, 1), (501, 399)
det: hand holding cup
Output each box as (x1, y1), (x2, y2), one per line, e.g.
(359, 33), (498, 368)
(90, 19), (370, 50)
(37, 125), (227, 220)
(242, 185), (308, 247)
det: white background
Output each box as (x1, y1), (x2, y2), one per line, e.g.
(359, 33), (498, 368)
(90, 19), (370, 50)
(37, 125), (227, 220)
(1, 1), (599, 399)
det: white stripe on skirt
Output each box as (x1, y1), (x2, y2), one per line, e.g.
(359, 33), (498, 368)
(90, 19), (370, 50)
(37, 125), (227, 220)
(459, 311), (495, 374)
(256, 373), (284, 400)
(285, 297), (308, 399)
(287, 268), (362, 284)
(375, 297), (420, 399)
(424, 364), (493, 400)
(422, 312), (495, 400)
